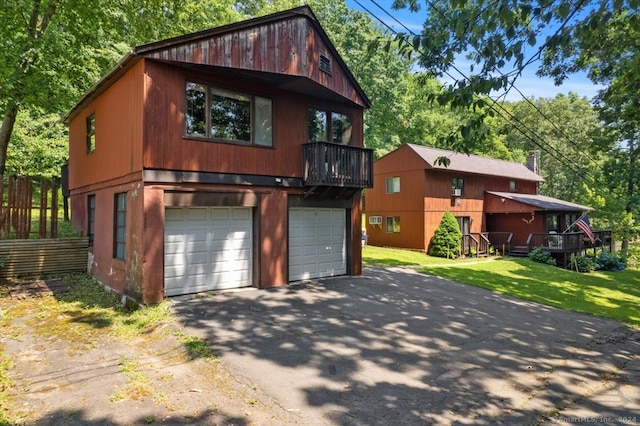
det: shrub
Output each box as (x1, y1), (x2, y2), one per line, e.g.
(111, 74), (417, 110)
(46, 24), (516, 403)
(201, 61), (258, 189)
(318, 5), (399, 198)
(428, 211), (462, 259)
(594, 251), (626, 271)
(573, 255), (595, 273)
(528, 247), (556, 266)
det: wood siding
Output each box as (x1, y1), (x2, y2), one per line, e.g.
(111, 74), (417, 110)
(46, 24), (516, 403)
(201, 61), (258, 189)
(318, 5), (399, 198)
(0, 238), (88, 279)
(365, 144), (543, 251)
(68, 61), (145, 192)
(143, 16), (367, 108)
(142, 60), (364, 177)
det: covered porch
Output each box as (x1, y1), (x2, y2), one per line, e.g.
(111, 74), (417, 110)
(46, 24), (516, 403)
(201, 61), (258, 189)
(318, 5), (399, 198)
(462, 191), (614, 267)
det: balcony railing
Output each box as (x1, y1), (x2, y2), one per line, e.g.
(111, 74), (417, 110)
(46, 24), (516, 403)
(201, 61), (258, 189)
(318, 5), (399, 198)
(526, 230), (613, 253)
(303, 142), (373, 189)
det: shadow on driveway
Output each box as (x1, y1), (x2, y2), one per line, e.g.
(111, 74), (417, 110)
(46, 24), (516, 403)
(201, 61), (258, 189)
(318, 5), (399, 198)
(171, 266), (640, 425)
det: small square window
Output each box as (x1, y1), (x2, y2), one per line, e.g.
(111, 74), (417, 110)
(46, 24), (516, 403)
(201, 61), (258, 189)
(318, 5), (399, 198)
(86, 113), (96, 153)
(385, 176), (400, 194)
(451, 177), (464, 196)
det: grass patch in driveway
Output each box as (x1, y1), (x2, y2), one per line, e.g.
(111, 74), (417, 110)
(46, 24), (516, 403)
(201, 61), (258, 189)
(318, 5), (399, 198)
(363, 245), (640, 327)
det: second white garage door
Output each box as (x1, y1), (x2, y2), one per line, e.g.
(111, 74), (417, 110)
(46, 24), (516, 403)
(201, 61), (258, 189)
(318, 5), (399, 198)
(164, 207), (252, 296)
(289, 207), (346, 281)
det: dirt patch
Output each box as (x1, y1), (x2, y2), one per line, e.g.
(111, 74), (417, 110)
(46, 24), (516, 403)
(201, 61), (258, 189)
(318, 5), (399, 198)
(0, 281), (301, 425)
(5, 279), (68, 300)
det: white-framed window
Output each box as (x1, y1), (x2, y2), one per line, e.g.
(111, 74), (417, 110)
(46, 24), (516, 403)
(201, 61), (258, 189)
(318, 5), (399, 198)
(386, 216), (400, 233)
(185, 82), (273, 146)
(385, 176), (400, 194)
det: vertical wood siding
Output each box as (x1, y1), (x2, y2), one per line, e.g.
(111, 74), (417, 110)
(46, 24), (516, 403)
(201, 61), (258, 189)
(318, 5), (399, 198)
(142, 60), (364, 176)
(366, 145), (543, 251)
(144, 17), (366, 107)
(68, 61), (145, 191)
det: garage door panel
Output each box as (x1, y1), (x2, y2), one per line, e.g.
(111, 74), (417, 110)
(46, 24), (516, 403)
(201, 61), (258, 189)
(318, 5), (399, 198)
(289, 207), (346, 281)
(187, 208), (208, 220)
(165, 207), (252, 296)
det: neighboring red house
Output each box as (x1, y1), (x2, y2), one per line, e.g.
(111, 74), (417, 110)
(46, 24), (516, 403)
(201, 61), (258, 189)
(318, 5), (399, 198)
(65, 6), (373, 303)
(365, 144), (598, 256)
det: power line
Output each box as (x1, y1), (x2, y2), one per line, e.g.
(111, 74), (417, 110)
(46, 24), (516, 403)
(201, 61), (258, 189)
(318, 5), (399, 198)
(356, 0), (596, 181)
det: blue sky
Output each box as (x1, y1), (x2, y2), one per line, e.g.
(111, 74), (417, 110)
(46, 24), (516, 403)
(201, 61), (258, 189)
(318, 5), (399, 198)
(345, 0), (602, 102)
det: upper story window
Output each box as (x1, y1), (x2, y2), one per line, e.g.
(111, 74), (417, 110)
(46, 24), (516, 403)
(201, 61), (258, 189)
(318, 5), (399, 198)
(509, 180), (517, 192)
(385, 176), (400, 194)
(86, 113), (96, 153)
(451, 177), (464, 196)
(308, 108), (352, 144)
(185, 82), (273, 147)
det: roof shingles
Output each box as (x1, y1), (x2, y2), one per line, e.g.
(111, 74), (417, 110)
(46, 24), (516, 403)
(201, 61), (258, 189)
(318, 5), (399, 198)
(407, 144), (545, 183)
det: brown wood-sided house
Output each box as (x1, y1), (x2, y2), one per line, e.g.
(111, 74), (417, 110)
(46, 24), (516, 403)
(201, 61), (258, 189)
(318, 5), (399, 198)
(365, 144), (609, 261)
(65, 6), (373, 304)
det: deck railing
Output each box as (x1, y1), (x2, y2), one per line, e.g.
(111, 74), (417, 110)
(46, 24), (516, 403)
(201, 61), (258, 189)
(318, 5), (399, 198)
(303, 142), (373, 188)
(486, 232), (513, 256)
(462, 233), (492, 257)
(527, 230), (613, 254)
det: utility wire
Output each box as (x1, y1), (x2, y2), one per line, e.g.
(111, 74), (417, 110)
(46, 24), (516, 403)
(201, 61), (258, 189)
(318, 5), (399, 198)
(422, 0), (597, 167)
(359, 0), (595, 181)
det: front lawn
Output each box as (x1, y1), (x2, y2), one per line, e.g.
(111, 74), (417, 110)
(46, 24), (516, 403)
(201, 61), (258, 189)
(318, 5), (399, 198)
(362, 245), (640, 327)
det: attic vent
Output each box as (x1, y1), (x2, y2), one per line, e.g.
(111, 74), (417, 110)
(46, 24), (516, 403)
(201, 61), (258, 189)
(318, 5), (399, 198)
(319, 54), (332, 74)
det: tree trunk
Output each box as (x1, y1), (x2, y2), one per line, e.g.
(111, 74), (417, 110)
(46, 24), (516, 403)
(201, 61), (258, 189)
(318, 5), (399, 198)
(0, 101), (19, 177)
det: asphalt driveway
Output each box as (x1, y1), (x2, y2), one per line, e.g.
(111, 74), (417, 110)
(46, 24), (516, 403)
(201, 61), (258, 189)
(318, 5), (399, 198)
(171, 266), (640, 425)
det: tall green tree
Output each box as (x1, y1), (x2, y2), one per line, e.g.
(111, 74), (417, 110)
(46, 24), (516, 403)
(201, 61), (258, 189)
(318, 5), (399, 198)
(497, 93), (604, 202)
(0, 0), (240, 177)
(391, 0), (639, 248)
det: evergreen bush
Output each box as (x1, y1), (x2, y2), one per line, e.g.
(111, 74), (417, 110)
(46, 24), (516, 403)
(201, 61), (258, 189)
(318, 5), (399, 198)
(428, 211), (462, 259)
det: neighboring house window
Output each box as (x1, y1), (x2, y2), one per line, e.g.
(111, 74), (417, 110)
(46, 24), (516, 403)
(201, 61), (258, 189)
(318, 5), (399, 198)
(185, 82), (273, 146)
(451, 178), (464, 196)
(546, 214), (560, 233)
(88, 194), (96, 246)
(386, 216), (400, 233)
(308, 108), (352, 144)
(86, 113), (96, 153)
(385, 176), (400, 194)
(114, 193), (127, 260)
(509, 180), (517, 192)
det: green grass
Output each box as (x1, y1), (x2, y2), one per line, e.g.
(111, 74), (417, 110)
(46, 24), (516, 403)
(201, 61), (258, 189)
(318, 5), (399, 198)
(363, 245), (640, 327)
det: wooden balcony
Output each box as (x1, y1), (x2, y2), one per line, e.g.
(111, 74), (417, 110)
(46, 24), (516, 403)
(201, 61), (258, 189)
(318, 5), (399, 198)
(303, 142), (373, 197)
(526, 230), (613, 267)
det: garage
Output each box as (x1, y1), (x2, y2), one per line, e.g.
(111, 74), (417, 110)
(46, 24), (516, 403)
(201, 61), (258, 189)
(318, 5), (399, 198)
(164, 207), (252, 296)
(289, 207), (346, 281)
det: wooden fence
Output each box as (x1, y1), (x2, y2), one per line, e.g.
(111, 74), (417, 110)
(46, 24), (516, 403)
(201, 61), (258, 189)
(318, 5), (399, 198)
(0, 237), (89, 279)
(0, 175), (59, 239)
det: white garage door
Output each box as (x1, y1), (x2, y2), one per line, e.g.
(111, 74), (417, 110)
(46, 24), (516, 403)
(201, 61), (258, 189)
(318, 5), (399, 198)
(289, 207), (346, 281)
(164, 207), (252, 296)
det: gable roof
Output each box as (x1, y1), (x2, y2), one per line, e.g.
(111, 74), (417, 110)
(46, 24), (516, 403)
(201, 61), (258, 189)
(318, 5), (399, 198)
(65, 6), (369, 123)
(486, 191), (593, 212)
(405, 144), (545, 182)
